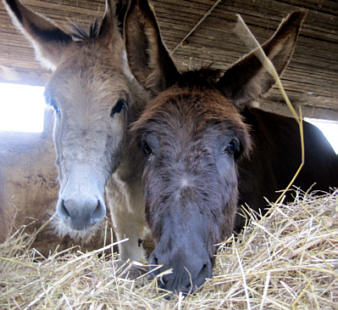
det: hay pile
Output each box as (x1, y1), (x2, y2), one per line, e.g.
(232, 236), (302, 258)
(1, 191), (337, 309)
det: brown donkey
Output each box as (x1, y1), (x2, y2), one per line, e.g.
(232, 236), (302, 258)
(3, 0), (149, 263)
(124, 0), (338, 293)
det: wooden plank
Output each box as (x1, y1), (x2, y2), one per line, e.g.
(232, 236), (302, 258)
(0, 0), (337, 120)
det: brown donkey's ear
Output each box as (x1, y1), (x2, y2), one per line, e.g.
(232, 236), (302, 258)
(124, 0), (179, 94)
(217, 11), (306, 109)
(3, 0), (73, 70)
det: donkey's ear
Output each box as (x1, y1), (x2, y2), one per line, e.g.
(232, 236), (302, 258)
(115, 0), (129, 34)
(217, 11), (306, 109)
(3, 0), (72, 70)
(124, 0), (179, 94)
(99, 0), (127, 43)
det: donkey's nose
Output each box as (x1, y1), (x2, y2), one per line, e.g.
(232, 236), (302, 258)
(58, 198), (105, 230)
(149, 249), (212, 294)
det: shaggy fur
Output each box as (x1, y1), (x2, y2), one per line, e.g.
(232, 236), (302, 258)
(125, 0), (337, 293)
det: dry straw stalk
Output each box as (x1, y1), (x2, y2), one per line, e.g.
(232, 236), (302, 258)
(1, 190), (337, 309)
(1, 11), (336, 310)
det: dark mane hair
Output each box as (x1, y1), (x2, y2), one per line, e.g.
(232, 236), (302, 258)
(176, 68), (223, 89)
(70, 3), (126, 41)
(71, 21), (101, 41)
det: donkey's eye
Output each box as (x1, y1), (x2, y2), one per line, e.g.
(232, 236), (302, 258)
(140, 134), (158, 157)
(47, 97), (60, 115)
(142, 140), (153, 156)
(111, 98), (126, 116)
(224, 139), (240, 158)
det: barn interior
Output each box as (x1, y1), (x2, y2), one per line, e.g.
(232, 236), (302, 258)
(0, 0), (337, 120)
(0, 0), (337, 246)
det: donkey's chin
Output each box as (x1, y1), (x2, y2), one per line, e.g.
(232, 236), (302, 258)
(51, 213), (105, 243)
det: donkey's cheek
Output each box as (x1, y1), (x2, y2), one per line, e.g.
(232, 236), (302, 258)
(109, 118), (125, 143)
(216, 156), (236, 179)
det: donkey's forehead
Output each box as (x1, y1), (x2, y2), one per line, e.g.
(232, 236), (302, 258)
(134, 86), (243, 133)
(57, 45), (124, 79)
(46, 46), (129, 99)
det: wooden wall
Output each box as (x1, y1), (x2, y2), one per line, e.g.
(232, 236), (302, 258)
(0, 0), (337, 119)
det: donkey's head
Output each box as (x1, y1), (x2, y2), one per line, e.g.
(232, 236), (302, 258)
(125, 0), (305, 293)
(3, 0), (138, 237)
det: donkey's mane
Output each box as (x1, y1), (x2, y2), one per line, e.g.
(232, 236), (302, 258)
(176, 68), (223, 89)
(71, 21), (101, 41)
(70, 3), (126, 41)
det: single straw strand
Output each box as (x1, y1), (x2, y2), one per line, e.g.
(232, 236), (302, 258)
(171, 0), (223, 54)
(235, 14), (305, 207)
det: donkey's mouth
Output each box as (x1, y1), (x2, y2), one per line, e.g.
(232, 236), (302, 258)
(51, 213), (104, 242)
(67, 219), (94, 231)
(148, 245), (213, 294)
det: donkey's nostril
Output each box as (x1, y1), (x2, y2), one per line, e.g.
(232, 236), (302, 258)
(90, 200), (105, 224)
(195, 261), (212, 287)
(149, 252), (160, 266)
(60, 199), (71, 218)
(152, 255), (159, 265)
(148, 253), (161, 279)
(198, 262), (210, 277)
(159, 274), (168, 288)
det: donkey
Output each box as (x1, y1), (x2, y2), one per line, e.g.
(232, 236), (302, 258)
(3, 0), (148, 263)
(124, 0), (338, 293)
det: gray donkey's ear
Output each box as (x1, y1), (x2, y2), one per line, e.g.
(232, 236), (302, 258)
(217, 11), (306, 109)
(114, 0), (130, 34)
(124, 0), (179, 95)
(98, 0), (129, 46)
(3, 0), (72, 69)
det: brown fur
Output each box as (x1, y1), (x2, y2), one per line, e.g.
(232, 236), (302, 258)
(133, 79), (250, 238)
(125, 0), (337, 293)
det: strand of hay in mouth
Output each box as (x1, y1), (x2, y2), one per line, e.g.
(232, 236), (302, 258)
(1, 190), (337, 309)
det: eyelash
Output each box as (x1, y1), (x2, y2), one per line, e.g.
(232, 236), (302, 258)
(48, 97), (60, 115)
(111, 98), (128, 117)
(224, 139), (241, 158)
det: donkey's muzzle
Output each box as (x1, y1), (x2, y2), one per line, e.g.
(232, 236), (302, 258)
(148, 248), (212, 294)
(58, 197), (105, 230)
